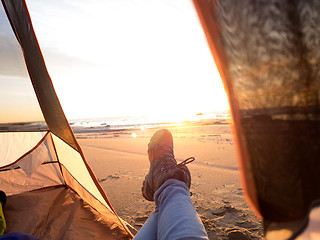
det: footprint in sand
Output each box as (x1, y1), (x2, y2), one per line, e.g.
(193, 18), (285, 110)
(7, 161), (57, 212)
(98, 175), (120, 182)
(98, 177), (107, 182)
(107, 175), (120, 180)
(227, 230), (250, 240)
(210, 208), (226, 216)
(135, 216), (149, 222)
(209, 205), (239, 217)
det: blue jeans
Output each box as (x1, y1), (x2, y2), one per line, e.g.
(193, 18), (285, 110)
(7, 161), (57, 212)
(134, 179), (208, 240)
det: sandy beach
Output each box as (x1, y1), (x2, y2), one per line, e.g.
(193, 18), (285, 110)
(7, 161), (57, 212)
(76, 124), (263, 239)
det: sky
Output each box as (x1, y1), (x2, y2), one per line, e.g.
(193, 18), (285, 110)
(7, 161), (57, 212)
(0, 0), (229, 123)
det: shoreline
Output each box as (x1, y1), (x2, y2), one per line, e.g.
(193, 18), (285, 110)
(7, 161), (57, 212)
(71, 118), (231, 134)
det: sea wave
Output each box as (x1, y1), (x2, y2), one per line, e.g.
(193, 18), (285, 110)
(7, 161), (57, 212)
(70, 111), (231, 133)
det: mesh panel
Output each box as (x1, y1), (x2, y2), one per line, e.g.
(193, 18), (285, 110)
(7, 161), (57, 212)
(194, 0), (320, 223)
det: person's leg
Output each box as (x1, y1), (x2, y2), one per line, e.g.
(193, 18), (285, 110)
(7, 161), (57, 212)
(133, 210), (158, 240)
(155, 179), (208, 240)
(139, 129), (208, 239)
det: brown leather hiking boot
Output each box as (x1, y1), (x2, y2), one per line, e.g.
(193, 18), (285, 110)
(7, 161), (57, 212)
(142, 129), (193, 201)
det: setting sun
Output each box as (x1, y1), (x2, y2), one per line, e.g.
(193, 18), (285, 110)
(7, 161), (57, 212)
(0, 0), (229, 124)
(24, 0), (229, 123)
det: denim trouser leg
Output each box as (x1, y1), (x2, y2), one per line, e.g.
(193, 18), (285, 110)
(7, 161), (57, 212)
(133, 210), (158, 240)
(134, 179), (208, 240)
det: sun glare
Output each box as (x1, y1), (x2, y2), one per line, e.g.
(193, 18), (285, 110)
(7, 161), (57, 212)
(131, 133), (137, 138)
(25, 0), (229, 123)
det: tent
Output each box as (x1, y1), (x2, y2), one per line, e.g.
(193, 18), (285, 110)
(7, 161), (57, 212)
(0, 0), (134, 239)
(2, 0), (320, 239)
(194, 0), (320, 239)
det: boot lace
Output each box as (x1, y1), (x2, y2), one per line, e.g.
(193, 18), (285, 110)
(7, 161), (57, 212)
(177, 157), (195, 168)
(161, 157), (195, 173)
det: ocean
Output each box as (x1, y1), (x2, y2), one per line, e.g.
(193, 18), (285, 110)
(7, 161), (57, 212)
(69, 111), (231, 133)
(0, 111), (230, 132)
